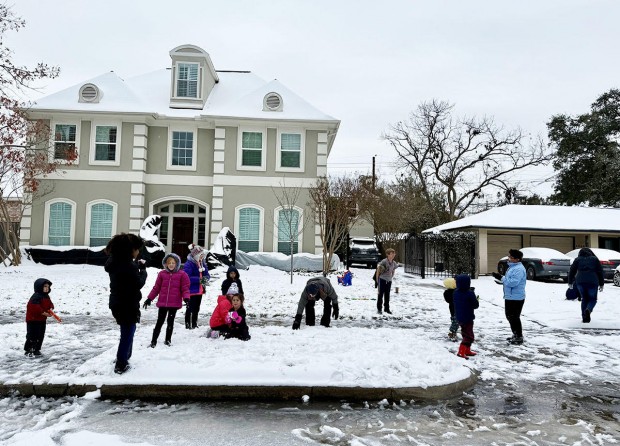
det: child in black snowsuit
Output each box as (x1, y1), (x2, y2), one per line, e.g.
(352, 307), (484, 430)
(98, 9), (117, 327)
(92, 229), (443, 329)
(24, 278), (54, 357)
(221, 265), (244, 296)
(224, 293), (251, 341)
(453, 274), (479, 359)
(443, 277), (459, 341)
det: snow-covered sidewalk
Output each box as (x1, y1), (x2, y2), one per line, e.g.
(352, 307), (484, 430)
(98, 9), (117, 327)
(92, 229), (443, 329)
(1, 259), (619, 396)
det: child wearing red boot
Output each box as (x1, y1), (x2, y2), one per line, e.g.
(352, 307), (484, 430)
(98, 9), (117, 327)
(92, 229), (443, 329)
(453, 274), (479, 359)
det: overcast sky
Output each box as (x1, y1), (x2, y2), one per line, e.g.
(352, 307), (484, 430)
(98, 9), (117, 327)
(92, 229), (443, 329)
(7, 0), (620, 197)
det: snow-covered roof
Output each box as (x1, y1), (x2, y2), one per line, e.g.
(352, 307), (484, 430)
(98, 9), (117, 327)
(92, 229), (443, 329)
(424, 205), (620, 233)
(29, 69), (339, 123)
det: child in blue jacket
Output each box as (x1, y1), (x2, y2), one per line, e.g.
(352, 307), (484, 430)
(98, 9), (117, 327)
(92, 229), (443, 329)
(453, 274), (479, 359)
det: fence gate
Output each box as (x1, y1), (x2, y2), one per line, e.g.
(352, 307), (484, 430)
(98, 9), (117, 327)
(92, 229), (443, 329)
(405, 232), (477, 279)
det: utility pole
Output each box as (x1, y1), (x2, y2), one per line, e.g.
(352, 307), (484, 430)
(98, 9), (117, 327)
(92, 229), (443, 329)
(372, 155), (376, 194)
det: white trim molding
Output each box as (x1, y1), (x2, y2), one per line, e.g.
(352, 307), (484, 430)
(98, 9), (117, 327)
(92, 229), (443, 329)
(275, 127), (305, 173)
(50, 120), (81, 164)
(272, 205), (304, 254)
(167, 125), (198, 171)
(88, 120), (122, 166)
(237, 126), (266, 172)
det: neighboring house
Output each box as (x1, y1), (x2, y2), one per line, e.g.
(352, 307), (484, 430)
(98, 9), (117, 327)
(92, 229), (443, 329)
(0, 197), (21, 254)
(22, 45), (340, 260)
(423, 204), (620, 275)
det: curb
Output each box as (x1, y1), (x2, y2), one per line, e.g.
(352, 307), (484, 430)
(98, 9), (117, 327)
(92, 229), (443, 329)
(0, 371), (477, 402)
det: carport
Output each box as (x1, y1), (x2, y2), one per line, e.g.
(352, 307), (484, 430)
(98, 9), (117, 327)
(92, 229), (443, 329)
(423, 205), (620, 275)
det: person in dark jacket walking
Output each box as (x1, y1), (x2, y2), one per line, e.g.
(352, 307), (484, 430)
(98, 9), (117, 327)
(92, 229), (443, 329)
(453, 274), (480, 359)
(568, 247), (604, 323)
(292, 277), (340, 329)
(104, 233), (147, 374)
(221, 265), (244, 296)
(143, 253), (190, 347)
(24, 278), (54, 357)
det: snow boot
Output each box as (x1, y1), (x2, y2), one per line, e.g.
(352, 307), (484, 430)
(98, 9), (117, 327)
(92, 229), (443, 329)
(164, 340), (171, 346)
(583, 309), (591, 323)
(149, 341), (156, 348)
(465, 346), (477, 356)
(508, 336), (524, 345)
(456, 344), (469, 359)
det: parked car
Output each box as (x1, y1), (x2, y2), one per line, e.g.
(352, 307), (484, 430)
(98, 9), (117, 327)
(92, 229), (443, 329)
(566, 248), (620, 281)
(497, 247), (571, 281)
(614, 265), (620, 287)
(349, 237), (380, 268)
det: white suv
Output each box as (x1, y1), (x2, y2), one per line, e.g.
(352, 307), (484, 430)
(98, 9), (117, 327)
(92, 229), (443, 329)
(349, 237), (380, 268)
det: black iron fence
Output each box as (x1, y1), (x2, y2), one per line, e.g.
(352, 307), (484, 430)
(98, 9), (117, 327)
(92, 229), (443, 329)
(405, 232), (477, 279)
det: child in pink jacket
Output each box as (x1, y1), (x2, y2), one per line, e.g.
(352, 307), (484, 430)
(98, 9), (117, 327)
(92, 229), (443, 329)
(207, 283), (240, 338)
(143, 253), (190, 347)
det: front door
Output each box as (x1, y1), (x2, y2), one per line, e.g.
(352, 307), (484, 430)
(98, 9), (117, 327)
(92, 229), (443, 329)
(172, 217), (194, 260)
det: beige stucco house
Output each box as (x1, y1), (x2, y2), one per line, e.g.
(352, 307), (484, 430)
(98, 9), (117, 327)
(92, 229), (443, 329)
(424, 204), (620, 275)
(21, 45), (340, 259)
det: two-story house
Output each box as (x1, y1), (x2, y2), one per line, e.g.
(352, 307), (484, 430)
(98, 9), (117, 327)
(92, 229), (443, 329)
(21, 45), (340, 259)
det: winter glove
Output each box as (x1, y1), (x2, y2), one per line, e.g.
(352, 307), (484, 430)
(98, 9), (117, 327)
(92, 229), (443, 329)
(231, 311), (242, 324)
(183, 298), (189, 306)
(137, 259), (147, 270)
(332, 303), (339, 320)
(200, 276), (209, 288)
(599, 285), (604, 292)
(142, 299), (152, 309)
(492, 272), (502, 280)
(292, 314), (302, 330)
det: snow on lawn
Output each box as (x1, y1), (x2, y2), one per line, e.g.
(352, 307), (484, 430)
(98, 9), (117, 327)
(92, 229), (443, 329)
(1, 254), (620, 389)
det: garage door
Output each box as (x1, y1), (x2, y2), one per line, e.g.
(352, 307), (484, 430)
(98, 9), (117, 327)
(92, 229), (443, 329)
(530, 235), (574, 254)
(487, 234), (523, 273)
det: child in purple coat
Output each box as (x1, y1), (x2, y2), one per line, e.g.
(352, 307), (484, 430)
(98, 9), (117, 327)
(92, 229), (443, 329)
(143, 253), (190, 347)
(183, 244), (210, 329)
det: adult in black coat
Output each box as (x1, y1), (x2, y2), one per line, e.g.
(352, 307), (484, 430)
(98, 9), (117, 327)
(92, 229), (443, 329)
(104, 233), (148, 374)
(568, 247), (604, 323)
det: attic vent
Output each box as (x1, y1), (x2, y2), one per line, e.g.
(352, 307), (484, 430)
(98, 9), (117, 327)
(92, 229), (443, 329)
(79, 83), (101, 103)
(263, 92), (283, 111)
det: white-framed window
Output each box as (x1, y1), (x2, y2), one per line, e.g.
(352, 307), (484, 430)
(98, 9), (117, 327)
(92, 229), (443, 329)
(175, 62), (200, 98)
(235, 205), (264, 252)
(89, 121), (121, 165)
(43, 198), (76, 246)
(237, 127), (265, 171)
(274, 206), (303, 255)
(167, 127), (197, 171)
(51, 121), (80, 163)
(276, 129), (305, 172)
(85, 200), (117, 247)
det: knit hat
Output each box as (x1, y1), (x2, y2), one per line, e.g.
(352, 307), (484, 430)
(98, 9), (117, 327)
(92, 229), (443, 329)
(306, 283), (319, 297)
(189, 244), (204, 260)
(226, 282), (239, 295)
(443, 277), (456, 289)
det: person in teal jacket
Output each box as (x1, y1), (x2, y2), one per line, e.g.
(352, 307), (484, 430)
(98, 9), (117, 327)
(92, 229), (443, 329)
(494, 249), (526, 345)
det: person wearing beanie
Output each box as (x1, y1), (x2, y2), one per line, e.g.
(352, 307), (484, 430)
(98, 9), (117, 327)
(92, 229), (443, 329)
(143, 253), (190, 347)
(292, 276), (340, 330)
(443, 277), (459, 342)
(208, 282), (243, 338)
(221, 265), (244, 296)
(494, 248), (527, 345)
(183, 244), (210, 329)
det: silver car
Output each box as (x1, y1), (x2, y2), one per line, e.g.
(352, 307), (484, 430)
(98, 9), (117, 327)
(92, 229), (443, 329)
(497, 247), (571, 281)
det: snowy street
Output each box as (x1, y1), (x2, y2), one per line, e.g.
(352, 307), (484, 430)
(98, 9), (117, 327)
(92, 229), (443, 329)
(1, 261), (619, 444)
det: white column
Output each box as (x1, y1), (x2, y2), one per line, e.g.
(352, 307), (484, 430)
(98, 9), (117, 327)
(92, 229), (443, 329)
(129, 124), (148, 233)
(210, 127), (226, 244)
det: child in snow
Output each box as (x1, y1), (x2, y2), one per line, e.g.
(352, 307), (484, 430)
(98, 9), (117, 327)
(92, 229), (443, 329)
(443, 277), (459, 342)
(183, 244), (210, 329)
(224, 293), (251, 341)
(24, 278), (54, 357)
(207, 282), (240, 338)
(453, 274), (480, 359)
(337, 270), (353, 286)
(143, 253), (190, 347)
(221, 265), (244, 296)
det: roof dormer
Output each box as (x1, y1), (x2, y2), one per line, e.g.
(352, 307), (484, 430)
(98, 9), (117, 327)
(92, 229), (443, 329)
(169, 44), (219, 110)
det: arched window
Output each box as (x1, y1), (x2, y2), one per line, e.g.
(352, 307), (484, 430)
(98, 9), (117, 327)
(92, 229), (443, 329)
(87, 202), (115, 246)
(237, 207), (261, 252)
(47, 201), (74, 246)
(277, 208), (300, 255)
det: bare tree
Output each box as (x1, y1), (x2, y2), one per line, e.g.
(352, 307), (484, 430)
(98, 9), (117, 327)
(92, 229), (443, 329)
(271, 179), (312, 283)
(0, 4), (73, 266)
(383, 100), (552, 221)
(309, 175), (364, 275)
